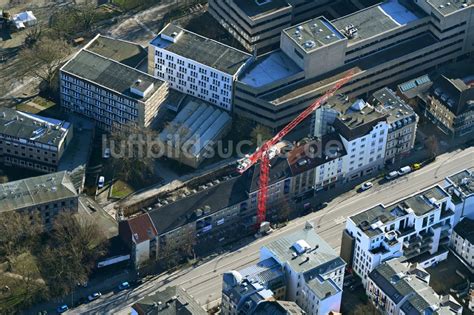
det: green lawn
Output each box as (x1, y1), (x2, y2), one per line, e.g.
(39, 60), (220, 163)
(111, 180), (135, 199)
(16, 96), (56, 115)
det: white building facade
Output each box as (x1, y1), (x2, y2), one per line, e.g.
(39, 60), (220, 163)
(451, 218), (474, 269)
(342, 185), (455, 285)
(149, 24), (252, 111)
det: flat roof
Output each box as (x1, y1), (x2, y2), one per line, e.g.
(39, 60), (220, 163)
(447, 169), (474, 196)
(264, 224), (346, 274)
(85, 35), (147, 68)
(240, 50), (302, 88)
(264, 32), (436, 105)
(351, 185), (449, 237)
(234, 0), (291, 20)
(372, 87), (417, 125)
(62, 50), (164, 101)
(0, 108), (70, 147)
(151, 24), (252, 75)
(0, 171), (77, 213)
(332, 0), (420, 45)
(284, 17), (345, 51)
(427, 0), (473, 16)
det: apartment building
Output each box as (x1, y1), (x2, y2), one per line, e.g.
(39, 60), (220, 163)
(148, 24), (252, 111)
(331, 98), (389, 180)
(222, 223), (345, 315)
(0, 108), (73, 173)
(371, 88), (418, 164)
(0, 171), (79, 230)
(341, 185), (455, 285)
(208, 0), (337, 52)
(118, 213), (158, 268)
(367, 257), (463, 315)
(424, 61), (474, 137)
(119, 174), (252, 267)
(451, 218), (474, 269)
(235, 0), (473, 128)
(444, 168), (474, 222)
(221, 257), (287, 314)
(60, 35), (169, 131)
(131, 286), (207, 315)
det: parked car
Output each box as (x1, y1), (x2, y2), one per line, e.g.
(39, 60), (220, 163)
(56, 305), (68, 313)
(103, 148), (111, 159)
(118, 281), (130, 290)
(398, 166), (412, 176)
(98, 176), (105, 188)
(87, 292), (101, 302)
(385, 171), (399, 180)
(412, 163), (421, 170)
(360, 182), (373, 191)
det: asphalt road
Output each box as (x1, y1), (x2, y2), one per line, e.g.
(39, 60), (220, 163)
(70, 146), (474, 314)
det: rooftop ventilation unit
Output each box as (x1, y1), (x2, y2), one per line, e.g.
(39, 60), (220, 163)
(304, 40), (316, 49)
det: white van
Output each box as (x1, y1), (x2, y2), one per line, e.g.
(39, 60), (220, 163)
(398, 166), (412, 176)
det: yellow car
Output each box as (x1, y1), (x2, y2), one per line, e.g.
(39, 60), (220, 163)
(412, 163), (421, 170)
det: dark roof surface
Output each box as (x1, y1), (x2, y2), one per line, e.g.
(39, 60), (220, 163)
(453, 218), (474, 244)
(62, 50), (164, 101)
(0, 108), (71, 146)
(132, 286), (206, 315)
(234, 0), (291, 19)
(287, 133), (346, 176)
(148, 176), (250, 234)
(86, 35), (147, 68)
(151, 24), (252, 75)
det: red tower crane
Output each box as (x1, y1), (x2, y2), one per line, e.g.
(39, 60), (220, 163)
(237, 71), (354, 227)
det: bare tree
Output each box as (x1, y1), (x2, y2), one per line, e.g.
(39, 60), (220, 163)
(19, 37), (72, 93)
(109, 122), (158, 185)
(24, 26), (42, 48)
(0, 211), (42, 262)
(39, 213), (107, 296)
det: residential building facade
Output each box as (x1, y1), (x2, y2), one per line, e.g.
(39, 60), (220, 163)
(444, 169), (474, 222)
(148, 24), (252, 111)
(367, 257), (463, 315)
(451, 218), (474, 269)
(424, 61), (474, 137)
(60, 35), (169, 131)
(371, 88), (418, 164)
(222, 222), (345, 315)
(234, 1), (474, 128)
(0, 171), (79, 230)
(341, 185), (455, 285)
(0, 108), (73, 173)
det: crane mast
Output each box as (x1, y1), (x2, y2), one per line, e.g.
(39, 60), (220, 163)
(238, 71), (354, 227)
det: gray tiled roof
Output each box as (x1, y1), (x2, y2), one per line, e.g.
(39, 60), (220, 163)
(62, 50), (164, 101)
(85, 35), (147, 68)
(132, 286), (206, 315)
(0, 171), (77, 212)
(151, 24), (252, 75)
